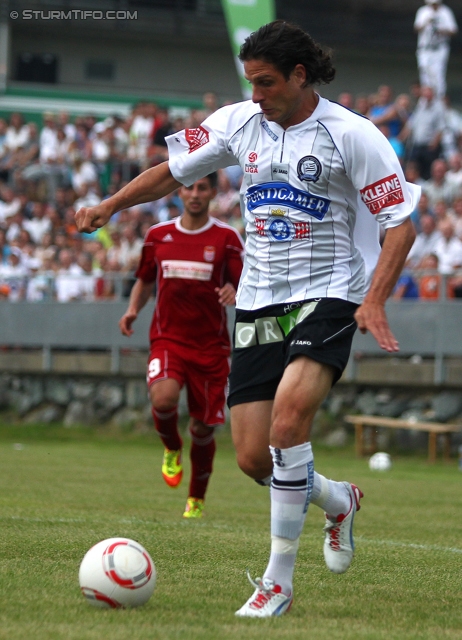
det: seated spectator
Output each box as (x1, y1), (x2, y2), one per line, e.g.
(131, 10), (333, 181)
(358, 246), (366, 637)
(57, 111), (76, 142)
(0, 246), (27, 301)
(354, 94), (370, 116)
(336, 92), (354, 109)
(409, 191), (433, 232)
(4, 112), (30, 154)
(0, 186), (22, 225)
(392, 268), (419, 299)
(433, 218), (462, 275)
(417, 254), (442, 300)
(77, 251), (102, 301)
(408, 213), (441, 267)
(202, 91), (218, 116)
(70, 154), (98, 195)
(54, 248), (84, 302)
(25, 258), (53, 302)
(422, 158), (460, 208)
(441, 96), (462, 161)
(23, 201), (52, 245)
(452, 196), (462, 240)
(446, 152), (462, 189)
(148, 108), (172, 166)
(73, 183), (101, 210)
(119, 223), (143, 271)
(400, 86), (444, 180)
(370, 88), (410, 138)
(377, 123), (405, 162)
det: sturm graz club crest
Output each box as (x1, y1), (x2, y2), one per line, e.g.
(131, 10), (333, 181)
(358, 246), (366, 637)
(267, 217), (295, 242)
(297, 155), (321, 182)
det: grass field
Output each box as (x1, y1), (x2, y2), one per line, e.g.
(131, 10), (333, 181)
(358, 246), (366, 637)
(0, 420), (460, 640)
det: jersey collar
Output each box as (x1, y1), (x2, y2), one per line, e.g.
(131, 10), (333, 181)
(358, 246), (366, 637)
(175, 215), (214, 235)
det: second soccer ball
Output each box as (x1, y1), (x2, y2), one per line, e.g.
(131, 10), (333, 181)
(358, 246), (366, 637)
(368, 452), (392, 471)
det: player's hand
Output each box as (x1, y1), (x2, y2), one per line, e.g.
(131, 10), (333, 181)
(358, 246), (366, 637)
(354, 301), (399, 353)
(119, 311), (138, 336)
(215, 283), (236, 306)
(75, 203), (113, 233)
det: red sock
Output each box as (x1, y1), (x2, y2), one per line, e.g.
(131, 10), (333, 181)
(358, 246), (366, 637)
(188, 428), (216, 500)
(151, 407), (182, 451)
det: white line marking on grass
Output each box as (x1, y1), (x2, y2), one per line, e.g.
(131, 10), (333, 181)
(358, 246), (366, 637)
(4, 516), (461, 555)
(359, 537), (462, 554)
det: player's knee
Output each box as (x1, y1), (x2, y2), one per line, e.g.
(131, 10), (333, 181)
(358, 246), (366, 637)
(189, 419), (214, 438)
(150, 391), (178, 413)
(236, 449), (271, 480)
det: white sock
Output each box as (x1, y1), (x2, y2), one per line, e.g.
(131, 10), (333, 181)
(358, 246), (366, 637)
(263, 442), (314, 594)
(311, 472), (350, 517)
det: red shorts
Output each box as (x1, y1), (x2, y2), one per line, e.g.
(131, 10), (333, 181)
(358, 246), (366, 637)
(147, 342), (230, 426)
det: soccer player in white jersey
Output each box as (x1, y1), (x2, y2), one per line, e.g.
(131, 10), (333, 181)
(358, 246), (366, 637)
(76, 20), (419, 618)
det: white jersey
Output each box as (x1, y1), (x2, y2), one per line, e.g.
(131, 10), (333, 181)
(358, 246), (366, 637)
(415, 4), (458, 51)
(166, 98), (420, 311)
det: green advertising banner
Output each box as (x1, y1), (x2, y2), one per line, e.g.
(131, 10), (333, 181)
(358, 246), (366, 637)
(221, 0), (276, 99)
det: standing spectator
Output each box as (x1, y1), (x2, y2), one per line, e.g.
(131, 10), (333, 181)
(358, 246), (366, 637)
(401, 85), (445, 179)
(414, 0), (458, 98)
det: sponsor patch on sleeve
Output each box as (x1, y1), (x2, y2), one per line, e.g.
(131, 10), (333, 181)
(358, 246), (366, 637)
(360, 174), (404, 214)
(185, 126), (210, 153)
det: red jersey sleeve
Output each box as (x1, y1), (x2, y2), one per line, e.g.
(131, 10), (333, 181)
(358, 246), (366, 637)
(224, 227), (244, 289)
(135, 230), (157, 283)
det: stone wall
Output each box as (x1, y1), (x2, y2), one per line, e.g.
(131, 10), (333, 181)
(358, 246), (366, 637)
(2, 372), (462, 456)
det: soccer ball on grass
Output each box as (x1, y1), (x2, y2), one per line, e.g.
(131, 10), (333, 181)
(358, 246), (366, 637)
(368, 451), (392, 471)
(79, 537), (156, 608)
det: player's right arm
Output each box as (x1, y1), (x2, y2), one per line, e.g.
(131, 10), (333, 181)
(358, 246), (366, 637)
(119, 278), (155, 336)
(75, 162), (181, 233)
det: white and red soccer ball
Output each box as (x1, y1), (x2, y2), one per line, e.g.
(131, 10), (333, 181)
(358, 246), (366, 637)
(79, 538), (156, 608)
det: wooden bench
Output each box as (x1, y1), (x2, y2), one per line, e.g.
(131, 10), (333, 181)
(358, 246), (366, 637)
(344, 414), (462, 463)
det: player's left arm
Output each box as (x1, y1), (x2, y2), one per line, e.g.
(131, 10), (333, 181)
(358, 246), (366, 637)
(354, 218), (416, 352)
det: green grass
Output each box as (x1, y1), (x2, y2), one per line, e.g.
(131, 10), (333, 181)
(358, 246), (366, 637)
(0, 421), (460, 640)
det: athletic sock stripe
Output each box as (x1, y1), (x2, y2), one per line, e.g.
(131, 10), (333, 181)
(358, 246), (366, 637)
(271, 477), (308, 489)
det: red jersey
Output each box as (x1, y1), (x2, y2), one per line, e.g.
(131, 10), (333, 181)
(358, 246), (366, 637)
(136, 216), (244, 354)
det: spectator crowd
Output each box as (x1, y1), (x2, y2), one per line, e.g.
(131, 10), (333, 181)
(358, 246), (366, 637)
(1, 84), (462, 302)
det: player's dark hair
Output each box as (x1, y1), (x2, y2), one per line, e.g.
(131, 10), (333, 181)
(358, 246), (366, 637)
(239, 20), (335, 87)
(205, 172), (218, 189)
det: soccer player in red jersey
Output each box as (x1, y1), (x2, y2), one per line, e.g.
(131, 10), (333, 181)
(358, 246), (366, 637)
(119, 173), (244, 518)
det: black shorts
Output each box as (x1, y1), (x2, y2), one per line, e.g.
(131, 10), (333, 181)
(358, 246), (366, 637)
(228, 298), (358, 408)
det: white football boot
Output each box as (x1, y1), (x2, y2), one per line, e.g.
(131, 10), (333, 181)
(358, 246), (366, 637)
(323, 482), (363, 574)
(235, 572), (293, 618)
